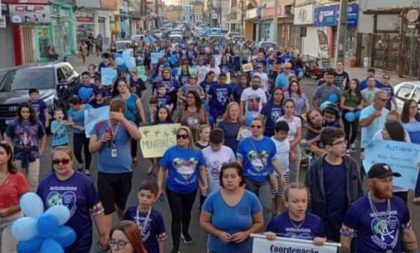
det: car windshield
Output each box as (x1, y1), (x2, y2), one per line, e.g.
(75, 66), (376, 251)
(0, 67), (55, 91)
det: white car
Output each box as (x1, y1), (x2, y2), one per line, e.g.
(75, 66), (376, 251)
(115, 40), (132, 52)
(394, 81), (420, 112)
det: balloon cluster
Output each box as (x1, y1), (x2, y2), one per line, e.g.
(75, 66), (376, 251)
(115, 49), (136, 72)
(11, 193), (76, 253)
(345, 111), (361, 122)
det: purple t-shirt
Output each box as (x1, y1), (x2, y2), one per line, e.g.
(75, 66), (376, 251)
(37, 171), (100, 253)
(29, 100), (47, 124)
(266, 211), (325, 239)
(124, 207), (167, 253)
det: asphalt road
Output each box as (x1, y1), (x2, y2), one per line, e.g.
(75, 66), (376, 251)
(38, 55), (419, 253)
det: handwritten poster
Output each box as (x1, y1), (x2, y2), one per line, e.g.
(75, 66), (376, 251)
(139, 124), (181, 158)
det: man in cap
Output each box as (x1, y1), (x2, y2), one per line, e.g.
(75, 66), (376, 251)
(340, 163), (419, 253)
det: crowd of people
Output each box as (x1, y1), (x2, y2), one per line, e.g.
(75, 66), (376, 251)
(0, 35), (419, 253)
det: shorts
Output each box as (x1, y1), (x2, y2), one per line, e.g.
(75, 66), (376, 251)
(271, 171), (290, 197)
(98, 172), (132, 215)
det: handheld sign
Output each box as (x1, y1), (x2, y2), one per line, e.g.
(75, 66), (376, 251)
(101, 67), (117, 86)
(363, 140), (420, 190)
(243, 63), (253, 72)
(137, 66), (148, 82)
(139, 124), (181, 158)
(252, 234), (340, 253)
(84, 106), (110, 138)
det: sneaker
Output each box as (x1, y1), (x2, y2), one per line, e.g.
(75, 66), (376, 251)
(350, 143), (356, 152)
(181, 234), (193, 244)
(84, 169), (91, 176)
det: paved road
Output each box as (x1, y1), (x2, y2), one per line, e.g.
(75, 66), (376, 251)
(39, 55), (419, 253)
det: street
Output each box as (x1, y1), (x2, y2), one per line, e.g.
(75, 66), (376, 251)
(33, 54), (420, 253)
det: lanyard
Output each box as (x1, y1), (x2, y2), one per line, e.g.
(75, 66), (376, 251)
(135, 206), (152, 236)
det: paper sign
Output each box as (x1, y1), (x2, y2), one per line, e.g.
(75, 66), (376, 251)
(243, 63), (253, 72)
(84, 106), (110, 138)
(363, 140), (420, 190)
(101, 67), (117, 86)
(139, 124), (181, 158)
(252, 234), (340, 253)
(137, 65), (147, 82)
(151, 52), (165, 64)
(189, 67), (198, 76)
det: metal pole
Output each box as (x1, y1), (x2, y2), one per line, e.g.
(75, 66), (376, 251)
(335, 0), (349, 64)
(272, 0), (278, 42)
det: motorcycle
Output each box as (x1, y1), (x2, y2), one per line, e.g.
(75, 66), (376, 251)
(304, 59), (323, 79)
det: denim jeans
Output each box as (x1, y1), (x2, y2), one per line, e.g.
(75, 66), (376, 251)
(244, 178), (272, 226)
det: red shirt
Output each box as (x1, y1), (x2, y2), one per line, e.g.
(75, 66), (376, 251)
(0, 172), (28, 209)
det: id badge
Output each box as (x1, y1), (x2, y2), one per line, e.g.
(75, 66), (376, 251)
(111, 148), (118, 157)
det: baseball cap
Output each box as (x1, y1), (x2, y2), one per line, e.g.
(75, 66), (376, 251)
(367, 163), (401, 179)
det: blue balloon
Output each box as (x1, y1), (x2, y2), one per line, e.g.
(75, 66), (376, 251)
(244, 114), (256, 127)
(320, 101), (331, 111)
(354, 110), (361, 119)
(17, 236), (43, 253)
(115, 56), (124, 66)
(52, 226), (76, 247)
(37, 213), (59, 238)
(40, 239), (64, 253)
(20, 192), (44, 218)
(345, 112), (356, 122)
(11, 217), (38, 241)
(125, 56), (136, 69)
(329, 93), (338, 103)
(122, 49), (132, 61)
(45, 205), (70, 226)
(118, 64), (128, 73)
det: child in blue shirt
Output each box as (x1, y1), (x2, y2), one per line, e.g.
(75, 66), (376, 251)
(124, 180), (167, 253)
(50, 108), (69, 148)
(157, 84), (174, 112)
(265, 182), (326, 245)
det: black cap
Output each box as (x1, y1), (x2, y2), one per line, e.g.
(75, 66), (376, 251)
(367, 163), (401, 179)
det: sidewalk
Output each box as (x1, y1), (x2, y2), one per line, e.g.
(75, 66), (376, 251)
(67, 53), (101, 73)
(346, 66), (415, 84)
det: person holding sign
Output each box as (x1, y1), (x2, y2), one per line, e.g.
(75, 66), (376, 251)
(157, 126), (208, 253)
(265, 182), (326, 246)
(200, 162), (264, 253)
(340, 163), (419, 253)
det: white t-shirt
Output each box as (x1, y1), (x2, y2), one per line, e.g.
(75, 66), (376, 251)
(201, 145), (236, 193)
(240, 87), (267, 116)
(277, 116), (302, 142)
(253, 72), (269, 92)
(271, 136), (290, 173)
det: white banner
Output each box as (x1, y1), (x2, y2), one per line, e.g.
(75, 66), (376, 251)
(252, 234), (340, 253)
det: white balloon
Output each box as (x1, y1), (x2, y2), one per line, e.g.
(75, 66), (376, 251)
(20, 192), (44, 218)
(45, 205), (71, 226)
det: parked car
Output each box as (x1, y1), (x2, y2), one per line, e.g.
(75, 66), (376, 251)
(394, 81), (420, 112)
(115, 40), (133, 53)
(0, 62), (79, 132)
(225, 32), (240, 39)
(257, 41), (279, 51)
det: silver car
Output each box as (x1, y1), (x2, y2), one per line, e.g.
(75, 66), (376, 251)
(394, 81), (420, 112)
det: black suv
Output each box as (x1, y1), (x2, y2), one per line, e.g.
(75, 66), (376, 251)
(0, 62), (79, 132)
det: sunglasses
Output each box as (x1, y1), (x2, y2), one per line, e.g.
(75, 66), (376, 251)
(251, 125), (262, 129)
(52, 159), (71, 165)
(176, 134), (189, 139)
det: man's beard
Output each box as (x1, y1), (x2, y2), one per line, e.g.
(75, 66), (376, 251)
(372, 184), (392, 200)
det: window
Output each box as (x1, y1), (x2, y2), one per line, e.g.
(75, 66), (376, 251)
(412, 88), (420, 103)
(395, 84), (413, 101)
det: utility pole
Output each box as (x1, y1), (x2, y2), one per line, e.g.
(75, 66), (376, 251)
(272, 0), (278, 42)
(335, 0), (349, 64)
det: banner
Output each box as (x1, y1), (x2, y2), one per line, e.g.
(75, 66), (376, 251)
(252, 234), (340, 253)
(139, 124), (180, 158)
(84, 106), (110, 138)
(101, 67), (117, 86)
(363, 140), (420, 190)
(189, 66), (198, 76)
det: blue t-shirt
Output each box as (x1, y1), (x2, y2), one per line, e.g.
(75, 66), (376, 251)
(217, 121), (241, 152)
(73, 83), (98, 103)
(160, 145), (205, 193)
(360, 79), (382, 90)
(208, 84), (232, 118)
(237, 137), (276, 182)
(322, 159), (347, 229)
(261, 102), (283, 136)
(403, 121), (420, 144)
(232, 84), (247, 103)
(29, 100), (47, 124)
(91, 120), (134, 173)
(200, 80), (217, 95)
(51, 120), (69, 147)
(179, 74), (190, 86)
(157, 95), (172, 108)
(360, 105), (389, 148)
(124, 207), (167, 253)
(37, 171), (100, 253)
(67, 104), (93, 134)
(266, 211), (325, 239)
(343, 195), (410, 253)
(118, 93), (139, 123)
(162, 79), (180, 94)
(203, 190), (262, 253)
(279, 54), (294, 64)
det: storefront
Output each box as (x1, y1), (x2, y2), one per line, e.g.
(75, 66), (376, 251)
(0, 2), (15, 68)
(50, 4), (76, 56)
(294, 4), (315, 56)
(261, 0), (281, 41)
(244, 8), (257, 41)
(75, 12), (96, 42)
(314, 3), (358, 62)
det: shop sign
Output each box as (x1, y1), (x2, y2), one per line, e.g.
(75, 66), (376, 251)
(77, 16), (94, 22)
(294, 4), (314, 25)
(314, 3), (358, 27)
(10, 4), (51, 24)
(0, 16), (5, 28)
(295, 0), (315, 6)
(262, 1), (282, 19)
(246, 8), (257, 19)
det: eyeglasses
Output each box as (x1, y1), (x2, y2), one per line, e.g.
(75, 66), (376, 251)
(379, 98), (388, 102)
(176, 134), (189, 139)
(250, 125), (262, 129)
(109, 239), (129, 248)
(52, 159), (71, 165)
